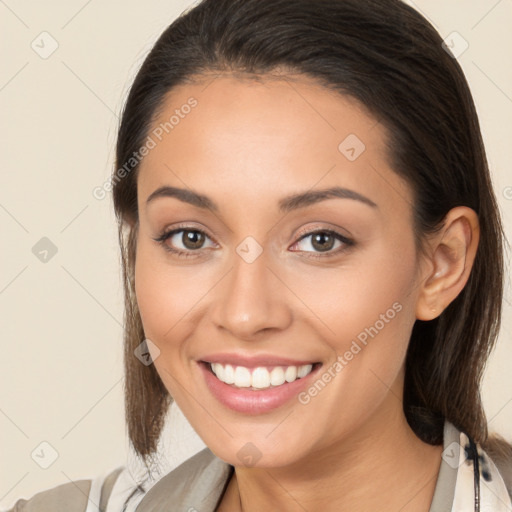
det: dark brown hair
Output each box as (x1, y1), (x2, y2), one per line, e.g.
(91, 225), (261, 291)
(112, 0), (510, 473)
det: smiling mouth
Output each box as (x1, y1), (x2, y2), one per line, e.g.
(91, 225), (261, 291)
(202, 361), (322, 390)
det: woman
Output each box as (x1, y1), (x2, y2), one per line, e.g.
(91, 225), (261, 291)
(8, 0), (512, 510)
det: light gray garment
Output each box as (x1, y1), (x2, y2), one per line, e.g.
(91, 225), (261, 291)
(131, 421), (502, 512)
(5, 421), (511, 511)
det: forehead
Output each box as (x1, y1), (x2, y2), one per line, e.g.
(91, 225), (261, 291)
(137, 73), (412, 216)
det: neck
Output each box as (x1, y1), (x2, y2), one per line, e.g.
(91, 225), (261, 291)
(220, 391), (443, 512)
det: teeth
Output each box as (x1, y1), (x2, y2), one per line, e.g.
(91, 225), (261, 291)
(234, 366), (251, 387)
(251, 367), (270, 389)
(285, 366), (297, 382)
(297, 365), (311, 378)
(223, 364), (235, 384)
(270, 367), (286, 386)
(210, 362), (314, 389)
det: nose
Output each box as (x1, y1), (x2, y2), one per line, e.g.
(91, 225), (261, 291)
(210, 247), (293, 341)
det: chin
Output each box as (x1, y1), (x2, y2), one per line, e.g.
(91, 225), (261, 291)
(204, 434), (310, 469)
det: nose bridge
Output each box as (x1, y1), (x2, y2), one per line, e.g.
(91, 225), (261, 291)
(211, 240), (291, 339)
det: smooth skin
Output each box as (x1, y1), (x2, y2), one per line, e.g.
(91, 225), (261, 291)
(133, 73), (479, 512)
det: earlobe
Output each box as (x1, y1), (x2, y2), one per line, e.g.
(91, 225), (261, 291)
(415, 207), (480, 321)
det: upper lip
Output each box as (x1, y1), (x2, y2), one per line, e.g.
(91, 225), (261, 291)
(199, 353), (319, 368)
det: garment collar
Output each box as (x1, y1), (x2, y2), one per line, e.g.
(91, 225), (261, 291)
(130, 420), (511, 512)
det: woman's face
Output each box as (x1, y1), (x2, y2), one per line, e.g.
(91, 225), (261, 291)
(134, 73), (425, 467)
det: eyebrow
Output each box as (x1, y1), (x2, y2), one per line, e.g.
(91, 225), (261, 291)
(145, 185), (378, 213)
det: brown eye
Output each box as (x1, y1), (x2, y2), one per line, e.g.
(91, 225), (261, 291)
(181, 230), (206, 250)
(153, 226), (216, 257)
(290, 229), (354, 258)
(310, 232), (336, 252)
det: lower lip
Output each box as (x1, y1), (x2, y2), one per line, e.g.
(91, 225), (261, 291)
(198, 361), (321, 414)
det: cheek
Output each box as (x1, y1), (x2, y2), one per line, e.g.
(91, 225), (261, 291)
(134, 243), (196, 401)
(298, 237), (417, 395)
(134, 239), (209, 371)
(134, 241), (183, 345)
(291, 234), (418, 352)
(288, 244), (418, 440)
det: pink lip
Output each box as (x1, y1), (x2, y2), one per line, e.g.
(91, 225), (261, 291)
(200, 352), (318, 369)
(197, 360), (321, 415)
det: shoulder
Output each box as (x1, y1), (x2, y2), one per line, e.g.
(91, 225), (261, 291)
(4, 467), (124, 512)
(5, 480), (92, 512)
(128, 448), (233, 510)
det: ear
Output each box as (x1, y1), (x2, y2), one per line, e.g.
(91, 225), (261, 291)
(416, 206), (480, 321)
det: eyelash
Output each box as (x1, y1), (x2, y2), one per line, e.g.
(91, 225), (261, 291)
(152, 224), (355, 260)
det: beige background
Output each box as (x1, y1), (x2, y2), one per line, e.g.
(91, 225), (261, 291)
(1, 0), (511, 508)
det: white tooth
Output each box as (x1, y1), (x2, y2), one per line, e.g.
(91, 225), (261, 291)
(251, 367), (271, 389)
(234, 366), (252, 387)
(284, 366), (297, 382)
(223, 364), (235, 384)
(215, 363), (225, 380)
(270, 367), (286, 386)
(297, 364), (313, 378)
(211, 362), (312, 388)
